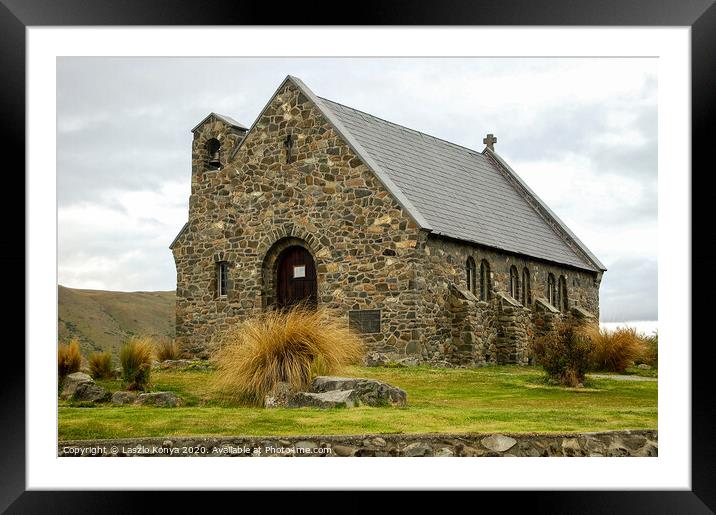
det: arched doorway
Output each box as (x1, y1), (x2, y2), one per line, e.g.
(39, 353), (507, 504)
(275, 245), (317, 308)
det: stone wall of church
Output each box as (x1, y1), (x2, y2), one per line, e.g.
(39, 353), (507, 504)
(413, 235), (601, 365)
(172, 81), (602, 364)
(172, 82), (424, 357)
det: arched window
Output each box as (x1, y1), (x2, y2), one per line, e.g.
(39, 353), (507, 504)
(206, 138), (221, 170)
(558, 275), (568, 312)
(479, 260), (492, 301)
(466, 257), (476, 295)
(509, 265), (519, 300)
(521, 267), (531, 305)
(547, 273), (556, 306)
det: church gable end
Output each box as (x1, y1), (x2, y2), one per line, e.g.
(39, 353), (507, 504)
(173, 77), (424, 357)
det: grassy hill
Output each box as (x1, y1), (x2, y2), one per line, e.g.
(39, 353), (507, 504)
(58, 285), (175, 358)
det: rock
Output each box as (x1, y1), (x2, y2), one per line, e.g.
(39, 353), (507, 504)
(363, 352), (391, 367)
(60, 372), (94, 399)
(331, 444), (357, 457)
(154, 359), (211, 370)
(264, 382), (298, 408)
(561, 437), (583, 456)
(397, 356), (420, 367)
(294, 441), (318, 454)
(111, 391), (139, 405)
(153, 359), (192, 370)
(435, 447), (454, 457)
(372, 437), (387, 447)
(402, 442), (433, 457)
(637, 363), (652, 370)
(428, 360), (454, 368)
(288, 389), (360, 408)
(310, 376), (407, 407)
(72, 382), (110, 403)
(136, 391), (183, 407)
(481, 434), (517, 453)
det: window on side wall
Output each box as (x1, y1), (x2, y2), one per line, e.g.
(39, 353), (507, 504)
(466, 257), (476, 295)
(509, 265), (519, 300)
(217, 262), (228, 298)
(547, 273), (556, 306)
(521, 267), (531, 305)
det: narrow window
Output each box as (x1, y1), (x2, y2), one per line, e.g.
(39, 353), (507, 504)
(217, 262), (228, 297)
(480, 260), (492, 301)
(521, 267), (531, 305)
(466, 257), (476, 295)
(547, 273), (556, 306)
(284, 134), (294, 164)
(206, 138), (221, 170)
(509, 265), (519, 300)
(558, 275), (568, 312)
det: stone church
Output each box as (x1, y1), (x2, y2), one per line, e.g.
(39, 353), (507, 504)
(170, 75), (605, 365)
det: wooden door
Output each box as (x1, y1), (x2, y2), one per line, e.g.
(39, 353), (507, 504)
(276, 246), (317, 309)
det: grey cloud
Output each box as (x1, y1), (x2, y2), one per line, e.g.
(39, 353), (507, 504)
(57, 57), (658, 322)
(599, 258), (658, 322)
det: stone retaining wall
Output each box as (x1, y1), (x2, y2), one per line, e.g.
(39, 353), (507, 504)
(59, 430), (656, 457)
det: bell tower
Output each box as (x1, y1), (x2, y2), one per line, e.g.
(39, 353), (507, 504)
(189, 112), (248, 194)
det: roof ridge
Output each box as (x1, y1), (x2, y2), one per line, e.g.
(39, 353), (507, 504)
(317, 96), (486, 159)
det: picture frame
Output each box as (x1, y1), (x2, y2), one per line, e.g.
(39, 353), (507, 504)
(5, 0), (713, 510)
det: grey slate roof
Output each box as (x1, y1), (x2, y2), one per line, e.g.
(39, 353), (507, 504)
(317, 96), (602, 272)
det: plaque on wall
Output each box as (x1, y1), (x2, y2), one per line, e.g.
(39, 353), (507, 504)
(348, 309), (381, 334)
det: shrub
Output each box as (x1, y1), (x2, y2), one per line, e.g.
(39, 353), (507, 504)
(637, 330), (658, 368)
(530, 321), (592, 387)
(119, 336), (153, 391)
(88, 351), (113, 379)
(586, 325), (646, 373)
(211, 305), (365, 406)
(58, 339), (82, 380)
(155, 337), (179, 362)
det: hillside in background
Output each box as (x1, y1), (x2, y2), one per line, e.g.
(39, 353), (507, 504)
(58, 285), (175, 357)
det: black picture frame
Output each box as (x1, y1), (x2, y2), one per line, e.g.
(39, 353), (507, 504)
(5, 0), (713, 511)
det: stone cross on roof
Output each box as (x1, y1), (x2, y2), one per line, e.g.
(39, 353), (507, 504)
(483, 133), (497, 151)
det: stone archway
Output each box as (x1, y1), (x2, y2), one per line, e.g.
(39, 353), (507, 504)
(261, 236), (320, 309)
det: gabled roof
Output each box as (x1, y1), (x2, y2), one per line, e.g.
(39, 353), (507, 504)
(191, 112), (248, 133)
(316, 94), (604, 272)
(176, 75), (605, 273)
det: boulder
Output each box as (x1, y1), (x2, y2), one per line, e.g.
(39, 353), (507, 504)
(136, 391), (183, 407)
(288, 389), (360, 408)
(637, 363), (652, 370)
(72, 382), (110, 403)
(111, 391), (139, 405)
(402, 442), (433, 457)
(264, 382), (298, 408)
(481, 434), (517, 453)
(60, 372), (94, 400)
(310, 376), (407, 407)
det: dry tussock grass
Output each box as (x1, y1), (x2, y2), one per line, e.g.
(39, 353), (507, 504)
(210, 305), (364, 406)
(88, 351), (113, 379)
(120, 336), (154, 391)
(58, 339), (82, 380)
(585, 325), (646, 373)
(155, 337), (180, 361)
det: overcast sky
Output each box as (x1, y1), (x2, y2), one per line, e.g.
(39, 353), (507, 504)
(57, 58), (657, 323)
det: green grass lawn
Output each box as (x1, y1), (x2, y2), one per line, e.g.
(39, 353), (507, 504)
(58, 365), (657, 441)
